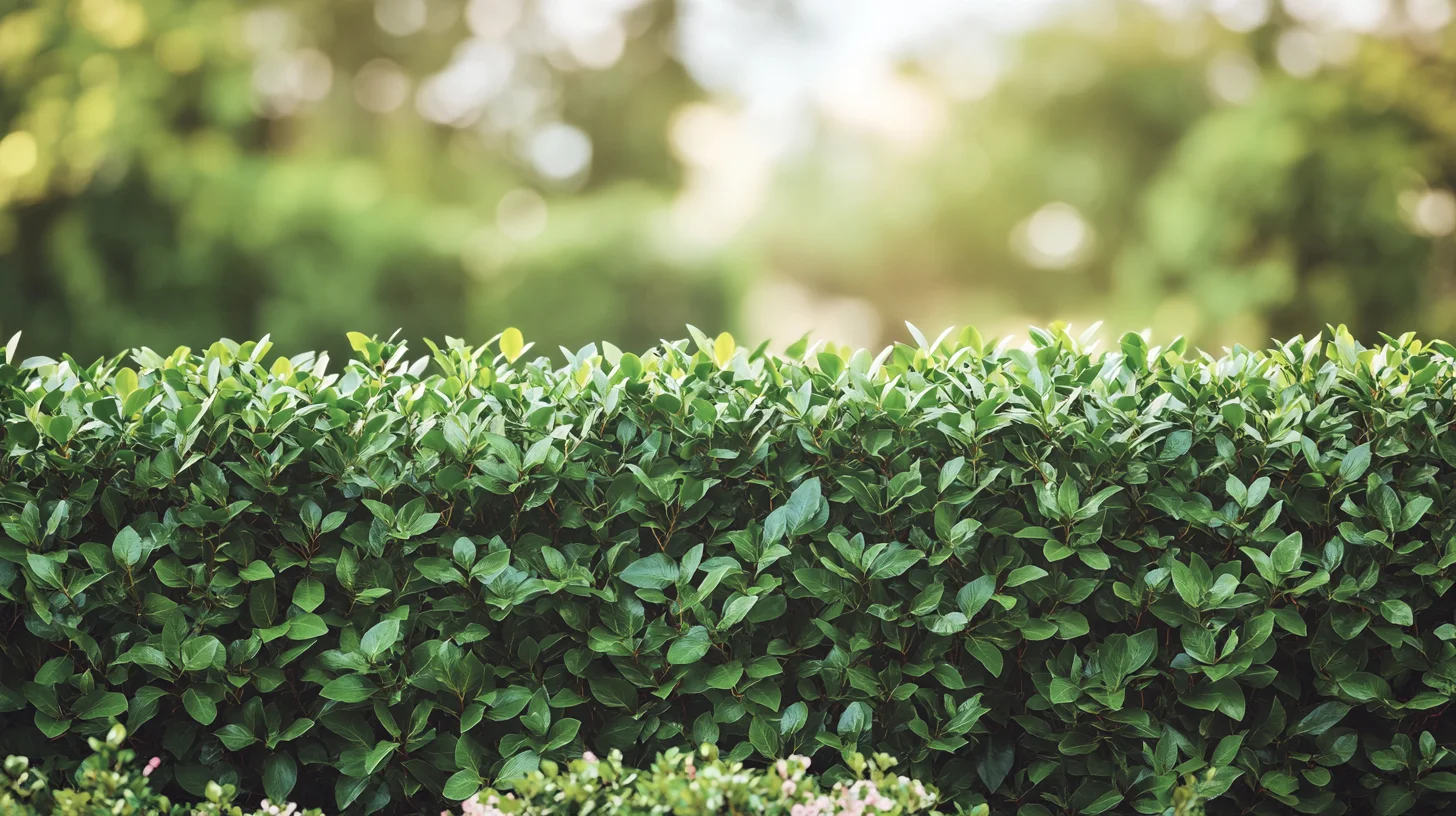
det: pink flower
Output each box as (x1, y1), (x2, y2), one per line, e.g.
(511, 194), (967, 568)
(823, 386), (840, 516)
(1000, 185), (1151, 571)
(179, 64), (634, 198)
(142, 757), (161, 778)
(782, 780), (797, 796)
(582, 752), (598, 763)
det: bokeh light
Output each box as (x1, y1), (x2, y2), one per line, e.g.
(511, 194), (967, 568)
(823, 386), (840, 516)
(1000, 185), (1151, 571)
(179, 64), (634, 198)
(5, 0), (1456, 357)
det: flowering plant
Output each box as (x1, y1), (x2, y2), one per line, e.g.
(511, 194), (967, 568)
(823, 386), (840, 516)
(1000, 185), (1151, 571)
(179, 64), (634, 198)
(441, 744), (973, 816)
(2, 728), (1212, 816)
(0, 726), (322, 816)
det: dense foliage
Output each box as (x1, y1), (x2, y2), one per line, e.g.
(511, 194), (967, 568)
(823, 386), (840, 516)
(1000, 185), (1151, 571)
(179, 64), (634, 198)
(2, 324), (1456, 816)
(2, 726), (959, 816)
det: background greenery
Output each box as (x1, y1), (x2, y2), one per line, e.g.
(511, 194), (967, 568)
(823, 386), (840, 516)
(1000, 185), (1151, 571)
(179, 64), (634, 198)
(4, 0), (1456, 357)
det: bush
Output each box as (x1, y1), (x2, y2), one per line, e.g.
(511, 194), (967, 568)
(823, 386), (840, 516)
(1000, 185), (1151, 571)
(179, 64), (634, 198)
(441, 744), (955, 816)
(2, 726), (961, 816)
(0, 324), (1453, 816)
(1, 724), (324, 816)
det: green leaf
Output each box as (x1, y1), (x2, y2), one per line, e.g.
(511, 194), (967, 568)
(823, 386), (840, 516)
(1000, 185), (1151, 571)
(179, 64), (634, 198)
(748, 715), (779, 758)
(443, 771), (482, 801)
(1419, 772), (1456, 793)
(112, 526), (143, 568)
(588, 676), (637, 709)
(360, 618), (401, 660)
(239, 561), (275, 581)
(957, 576), (996, 619)
(1004, 565), (1048, 587)
(500, 328), (525, 362)
(292, 578), (325, 612)
(321, 675), (378, 703)
(706, 662), (744, 689)
(452, 536), (477, 567)
(26, 553), (62, 589)
(1288, 702), (1350, 738)
(1380, 599), (1414, 627)
(837, 701), (871, 736)
(75, 691), (128, 720)
(364, 741), (398, 775)
(967, 640), (1003, 677)
(784, 478), (823, 534)
(781, 701), (808, 735)
(1212, 734), (1244, 766)
(939, 458), (965, 493)
(287, 614), (329, 640)
(713, 332), (736, 367)
(546, 718), (581, 750)
(263, 754), (298, 803)
(619, 554), (680, 590)
(181, 636), (222, 671)
(497, 750), (540, 782)
(1339, 443), (1371, 482)
(668, 626), (712, 665)
(1273, 607), (1307, 637)
(182, 689), (217, 725)
(1374, 785), (1414, 816)
(719, 595), (759, 629)
(277, 718), (315, 743)
(1270, 532), (1302, 574)
(216, 723), (258, 750)
(1170, 561), (1201, 607)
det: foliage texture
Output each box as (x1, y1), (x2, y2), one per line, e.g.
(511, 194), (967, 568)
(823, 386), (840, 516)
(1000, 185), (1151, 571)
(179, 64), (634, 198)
(1, 324), (1455, 816)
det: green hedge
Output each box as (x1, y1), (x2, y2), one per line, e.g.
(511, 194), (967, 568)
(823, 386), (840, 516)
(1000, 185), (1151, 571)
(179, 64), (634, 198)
(1, 324), (1454, 816)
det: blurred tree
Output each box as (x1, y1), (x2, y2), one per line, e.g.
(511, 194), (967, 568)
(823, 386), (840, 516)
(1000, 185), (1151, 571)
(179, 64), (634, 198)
(1117, 24), (1456, 344)
(0, 0), (731, 360)
(737, 5), (1220, 343)
(738, 2), (1456, 348)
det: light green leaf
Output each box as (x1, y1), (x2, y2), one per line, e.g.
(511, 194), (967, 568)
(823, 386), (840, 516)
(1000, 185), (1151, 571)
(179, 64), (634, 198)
(668, 626), (712, 665)
(1004, 565), (1048, 588)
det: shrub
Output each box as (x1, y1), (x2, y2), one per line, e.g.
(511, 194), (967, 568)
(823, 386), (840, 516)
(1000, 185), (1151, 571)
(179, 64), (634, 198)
(1, 324), (1454, 816)
(2, 726), (960, 816)
(440, 744), (956, 816)
(1, 724), (324, 816)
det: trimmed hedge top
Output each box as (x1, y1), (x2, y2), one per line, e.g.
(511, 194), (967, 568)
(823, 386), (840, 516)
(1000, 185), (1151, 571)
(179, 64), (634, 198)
(1, 324), (1455, 816)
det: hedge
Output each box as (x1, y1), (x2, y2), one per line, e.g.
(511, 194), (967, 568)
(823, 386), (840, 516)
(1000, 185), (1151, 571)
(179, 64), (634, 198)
(1, 323), (1454, 816)
(2, 725), (965, 816)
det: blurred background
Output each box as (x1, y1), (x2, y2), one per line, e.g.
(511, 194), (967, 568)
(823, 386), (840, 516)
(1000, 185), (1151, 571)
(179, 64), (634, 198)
(4, 0), (1456, 359)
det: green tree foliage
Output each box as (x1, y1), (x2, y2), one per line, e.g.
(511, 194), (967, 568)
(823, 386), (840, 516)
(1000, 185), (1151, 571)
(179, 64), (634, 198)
(2, 325), (1454, 815)
(1117, 38), (1456, 344)
(0, 0), (728, 360)
(749, 4), (1456, 346)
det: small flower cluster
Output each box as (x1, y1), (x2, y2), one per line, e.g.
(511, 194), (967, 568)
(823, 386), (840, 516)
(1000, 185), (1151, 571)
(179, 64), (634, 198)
(442, 791), (516, 816)
(258, 799), (300, 816)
